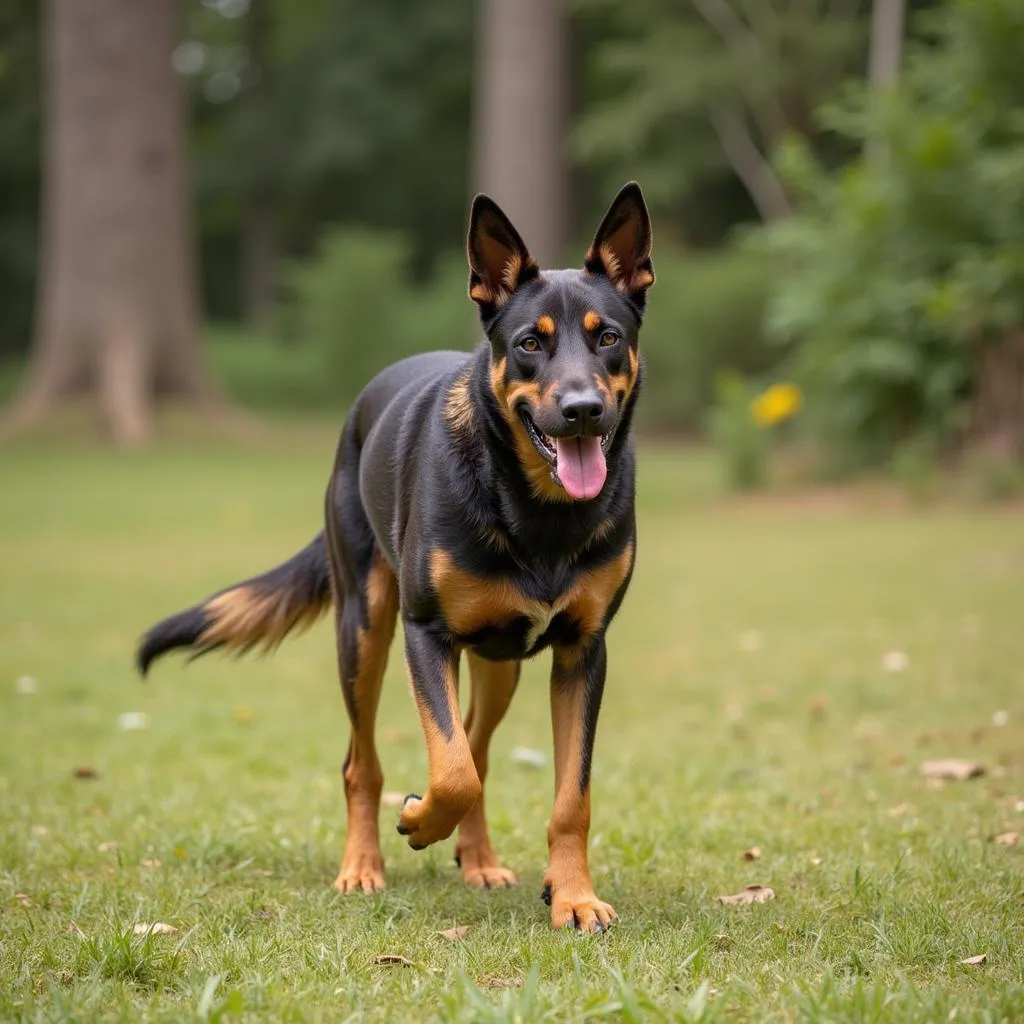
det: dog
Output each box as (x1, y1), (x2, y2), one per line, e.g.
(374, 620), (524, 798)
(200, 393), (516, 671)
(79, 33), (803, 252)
(137, 182), (654, 931)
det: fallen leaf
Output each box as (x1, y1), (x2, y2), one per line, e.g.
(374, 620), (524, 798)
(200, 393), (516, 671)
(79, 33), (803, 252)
(14, 893), (31, 906)
(16, 675), (38, 695)
(510, 746), (547, 768)
(994, 832), (1019, 847)
(716, 884), (776, 906)
(73, 765), (100, 780)
(881, 651), (909, 672)
(809, 857), (823, 866)
(117, 711), (149, 731)
(438, 925), (470, 941)
(373, 954), (414, 967)
(960, 954), (987, 968)
(233, 705), (253, 725)
(252, 868), (273, 877)
(992, 710), (1009, 728)
(133, 922), (178, 935)
(381, 791), (406, 807)
(743, 846), (762, 861)
(140, 858), (162, 869)
(97, 841), (118, 852)
(920, 759), (985, 781)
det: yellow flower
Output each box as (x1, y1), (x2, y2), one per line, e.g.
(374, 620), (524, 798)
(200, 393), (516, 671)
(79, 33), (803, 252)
(751, 383), (803, 427)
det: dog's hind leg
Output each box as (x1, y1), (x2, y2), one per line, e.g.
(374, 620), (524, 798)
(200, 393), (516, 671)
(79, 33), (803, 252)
(327, 436), (399, 895)
(454, 653), (520, 889)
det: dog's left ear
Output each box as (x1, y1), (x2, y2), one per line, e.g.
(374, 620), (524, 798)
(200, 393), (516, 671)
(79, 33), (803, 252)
(584, 182), (654, 311)
(467, 195), (539, 318)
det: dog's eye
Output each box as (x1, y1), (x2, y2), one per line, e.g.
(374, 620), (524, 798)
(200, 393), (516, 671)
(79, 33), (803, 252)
(599, 331), (619, 348)
(519, 337), (541, 353)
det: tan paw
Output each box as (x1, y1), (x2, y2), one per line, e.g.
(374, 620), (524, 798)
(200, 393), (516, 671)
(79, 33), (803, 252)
(333, 850), (385, 894)
(542, 883), (617, 932)
(396, 791), (471, 850)
(455, 841), (517, 889)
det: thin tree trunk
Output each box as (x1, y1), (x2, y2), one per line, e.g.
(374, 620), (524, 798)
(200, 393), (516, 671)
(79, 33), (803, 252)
(973, 331), (1024, 459)
(866, 0), (905, 162)
(472, 0), (568, 268)
(4, 0), (221, 447)
(241, 0), (277, 328)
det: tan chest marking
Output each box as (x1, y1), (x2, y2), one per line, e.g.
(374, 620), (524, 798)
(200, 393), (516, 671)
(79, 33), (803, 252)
(429, 544), (634, 645)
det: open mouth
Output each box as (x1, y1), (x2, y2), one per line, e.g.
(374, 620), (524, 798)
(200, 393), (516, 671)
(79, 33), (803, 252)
(518, 408), (613, 500)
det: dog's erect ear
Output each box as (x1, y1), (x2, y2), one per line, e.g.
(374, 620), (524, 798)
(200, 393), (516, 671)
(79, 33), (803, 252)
(467, 195), (539, 317)
(584, 182), (654, 310)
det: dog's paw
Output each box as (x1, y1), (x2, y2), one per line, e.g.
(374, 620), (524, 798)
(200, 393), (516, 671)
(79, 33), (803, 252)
(455, 839), (518, 889)
(543, 883), (617, 933)
(396, 792), (463, 850)
(332, 851), (386, 895)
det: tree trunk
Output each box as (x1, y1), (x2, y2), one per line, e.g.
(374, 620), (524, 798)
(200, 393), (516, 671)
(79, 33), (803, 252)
(866, 0), (905, 162)
(241, 0), (277, 329)
(4, 0), (221, 447)
(471, 0), (567, 268)
(973, 330), (1024, 459)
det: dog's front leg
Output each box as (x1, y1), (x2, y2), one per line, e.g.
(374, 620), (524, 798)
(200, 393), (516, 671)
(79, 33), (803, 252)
(543, 637), (617, 932)
(397, 621), (481, 850)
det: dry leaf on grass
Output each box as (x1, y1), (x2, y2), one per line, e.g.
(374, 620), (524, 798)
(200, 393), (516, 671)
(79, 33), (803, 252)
(960, 954), (987, 968)
(381, 791), (406, 808)
(73, 765), (99, 780)
(14, 893), (31, 906)
(373, 954), (414, 967)
(480, 976), (521, 989)
(716, 884), (775, 906)
(140, 858), (162, 869)
(743, 847), (762, 861)
(133, 922), (179, 935)
(920, 759), (986, 781)
(994, 832), (1019, 847)
(252, 868), (273, 877)
(438, 925), (470, 941)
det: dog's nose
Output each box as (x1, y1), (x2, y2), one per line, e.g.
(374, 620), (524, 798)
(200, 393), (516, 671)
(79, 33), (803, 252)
(559, 391), (604, 427)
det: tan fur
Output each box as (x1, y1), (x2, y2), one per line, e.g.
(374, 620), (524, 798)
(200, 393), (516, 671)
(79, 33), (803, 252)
(429, 542), (633, 645)
(583, 310), (602, 333)
(456, 653), (520, 888)
(201, 584), (328, 655)
(490, 356), (573, 503)
(536, 314), (556, 336)
(443, 368), (474, 434)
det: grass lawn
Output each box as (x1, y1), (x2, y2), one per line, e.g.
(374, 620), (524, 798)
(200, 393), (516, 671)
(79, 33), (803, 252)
(1, 425), (1023, 1022)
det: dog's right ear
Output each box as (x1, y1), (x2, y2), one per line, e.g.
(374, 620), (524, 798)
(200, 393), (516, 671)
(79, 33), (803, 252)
(467, 195), (539, 318)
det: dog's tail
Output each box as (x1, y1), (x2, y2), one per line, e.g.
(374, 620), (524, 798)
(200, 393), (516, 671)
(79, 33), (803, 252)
(136, 533), (332, 677)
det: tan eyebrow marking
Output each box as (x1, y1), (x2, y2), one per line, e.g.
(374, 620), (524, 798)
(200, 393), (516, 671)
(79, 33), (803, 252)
(583, 311), (601, 333)
(536, 315), (556, 336)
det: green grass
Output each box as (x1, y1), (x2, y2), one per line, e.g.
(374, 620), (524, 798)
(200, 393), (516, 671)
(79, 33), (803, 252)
(2, 426), (1023, 1022)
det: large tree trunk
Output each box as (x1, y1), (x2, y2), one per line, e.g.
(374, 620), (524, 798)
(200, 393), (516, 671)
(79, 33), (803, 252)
(4, 0), (221, 447)
(471, 0), (567, 268)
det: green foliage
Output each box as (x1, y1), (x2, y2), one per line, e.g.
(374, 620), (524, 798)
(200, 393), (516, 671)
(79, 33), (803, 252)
(760, 0), (1024, 469)
(706, 371), (767, 491)
(637, 244), (777, 431)
(277, 228), (474, 407)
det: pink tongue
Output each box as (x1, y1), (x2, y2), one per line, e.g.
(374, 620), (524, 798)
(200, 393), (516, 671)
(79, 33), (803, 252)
(554, 437), (607, 500)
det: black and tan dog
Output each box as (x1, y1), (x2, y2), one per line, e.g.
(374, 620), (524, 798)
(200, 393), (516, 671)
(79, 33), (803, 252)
(137, 182), (654, 932)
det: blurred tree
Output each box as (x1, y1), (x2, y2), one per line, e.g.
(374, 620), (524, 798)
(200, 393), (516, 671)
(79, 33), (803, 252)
(4, 0), (220, 445)
(574, 0), (871, 228)
(0, 0), (41, 358)
(472, 0), (567, 266)
(762, 0), (1024, 465)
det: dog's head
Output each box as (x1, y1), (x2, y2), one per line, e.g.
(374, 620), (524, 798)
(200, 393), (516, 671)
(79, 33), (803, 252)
(467, 183), (654, 503)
